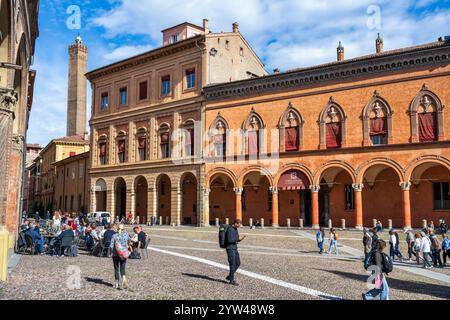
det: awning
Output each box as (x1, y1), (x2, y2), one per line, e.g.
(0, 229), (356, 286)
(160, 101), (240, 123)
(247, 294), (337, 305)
(278, 170), (310, 191)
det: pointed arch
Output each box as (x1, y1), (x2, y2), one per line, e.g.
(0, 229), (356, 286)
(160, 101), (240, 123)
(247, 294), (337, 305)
(209, 113), (229, 158)
(242, 108), (266, 156)
(278, 102), (304, 152)
(410, 84), (445, 142)
(319, 97), (347, 149)
(362, 91), (394, 146)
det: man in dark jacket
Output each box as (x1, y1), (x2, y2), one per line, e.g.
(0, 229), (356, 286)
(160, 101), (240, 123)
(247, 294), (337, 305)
(225, 219), (246, 286)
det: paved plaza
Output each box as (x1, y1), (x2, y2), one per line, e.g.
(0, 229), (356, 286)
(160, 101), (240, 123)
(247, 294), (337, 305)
(1, 227), (449, 300)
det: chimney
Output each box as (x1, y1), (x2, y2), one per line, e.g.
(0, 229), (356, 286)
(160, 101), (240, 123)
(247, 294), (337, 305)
(83, 132), (89, 142)
(232, 22), (239, 33)
(376, 33), (384, 53)
(337, 41), (344, 62)
(203, 19), (210, 34)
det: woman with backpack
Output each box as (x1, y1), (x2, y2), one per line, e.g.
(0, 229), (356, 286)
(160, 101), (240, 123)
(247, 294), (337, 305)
(363, 239), (390, 300)
(110, 224), (131, 290)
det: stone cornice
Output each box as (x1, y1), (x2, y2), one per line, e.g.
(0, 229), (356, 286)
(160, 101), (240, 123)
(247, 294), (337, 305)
(86, 36), (205, 81)
(204, 41), (450, 101)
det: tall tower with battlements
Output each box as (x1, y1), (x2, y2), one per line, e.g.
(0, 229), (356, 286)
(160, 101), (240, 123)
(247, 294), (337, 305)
(67, 35), (88, 136)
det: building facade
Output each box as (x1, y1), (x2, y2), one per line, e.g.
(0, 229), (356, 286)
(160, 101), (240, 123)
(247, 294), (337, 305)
(22, 144), (42, 213)
(54, 151), (90, 214)
(87, 20), (266, 225)
(0, 0), (39, 236)
(203, 37), (450, 229)
(28, 134), (90, 214)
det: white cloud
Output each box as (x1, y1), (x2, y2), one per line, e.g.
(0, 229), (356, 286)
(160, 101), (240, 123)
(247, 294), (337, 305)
(103, 44), (153, 63)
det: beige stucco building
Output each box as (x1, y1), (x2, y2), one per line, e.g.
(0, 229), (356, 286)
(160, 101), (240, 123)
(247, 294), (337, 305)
(87, 20), (267, 225)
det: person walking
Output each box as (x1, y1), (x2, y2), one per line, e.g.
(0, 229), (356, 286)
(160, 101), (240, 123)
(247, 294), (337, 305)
(420, 231), (433, 269)
(363, 228), (372, 256)
(225, 219), (246, 286)
(316, 227), (325, 254)
(362, 239), (390, 300)
(375, 221), (383, 234)
(328, 228), (338, 255)
(442, 234), (450, 266)
(405, 229), (415, 262)
(389, 230), (403, 261)
(430, 233), (443, 268)
(414, 233), (423, 265)
(110, 224), (131, 290)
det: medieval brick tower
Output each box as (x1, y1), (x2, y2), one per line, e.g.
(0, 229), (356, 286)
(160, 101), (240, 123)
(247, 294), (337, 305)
(67, 36), (88, 136)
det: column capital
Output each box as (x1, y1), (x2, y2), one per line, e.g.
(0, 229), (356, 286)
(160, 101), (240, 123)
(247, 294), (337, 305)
(352, 183), (364, 192)
(269, 186), (279, 194)
(234, 187), (244, 195)
(400, 181), (412, 191)
(203, 187), (211, 195)
(309, 185), (320, 193)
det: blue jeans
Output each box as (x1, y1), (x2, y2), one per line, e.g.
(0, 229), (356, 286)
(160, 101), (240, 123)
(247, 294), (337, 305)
(364, 274), (389, 300)
(423, 252), (432, 268)
(34, 237), (45, 253)
(390, 244), (403, 260)
(318, 241), (324, 253)
(328, 240), (338, 254)
(226, 249), (241, 282)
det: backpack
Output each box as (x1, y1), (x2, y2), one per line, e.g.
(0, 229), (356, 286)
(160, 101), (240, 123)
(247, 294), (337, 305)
(219, 224), (230, 249)
(432, 237), (441, 250)
(381, 252), (394, 273)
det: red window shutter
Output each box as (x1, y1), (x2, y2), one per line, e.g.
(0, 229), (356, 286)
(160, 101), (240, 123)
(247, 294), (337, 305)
(419, 112), (437, 142)
(160, 132), (170, 145)
(138, 137), (146, 149)
(326, 123), (342, 148)
(139, 82), (148, 100)
(285, 126), (299, 151)
(99, 143), (106, 157)
(248, 130), (259, 155)
(118, 140), (126, 153)
(370, 118), (387, 136)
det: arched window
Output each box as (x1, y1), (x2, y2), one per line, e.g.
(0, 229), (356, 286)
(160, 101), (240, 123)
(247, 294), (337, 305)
(243, 108), (265, 157)
(279, 102), (303, 152)
(136, 128), (147, 161)
(98, 135), (108, 165)
(116, 131), (127, 163)
(159, 124), (171, 159)
(209, 113), (229, 158)
(319, 97), (346, 149)
(362, 91), (393, 146)
(410, 85), (444, 143)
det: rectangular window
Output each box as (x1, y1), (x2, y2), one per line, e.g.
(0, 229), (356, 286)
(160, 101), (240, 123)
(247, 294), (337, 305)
(214, 134), (226, 157)
(101, 93), (109, 110)
(186, 69), (196, 89)
(434, 182), (450, 210)
(285, 127), (299, 151)
(118, 140), (126, 163)
(119, 87), (128, 106)
(161, 76), (171, 96)
(138, 137), (147, 161)
(184, 128), (194, 156)
(248, 130), (259, 156)
(344, 185), (355, 210)
(326, 123), (342, 149)
(168, 34), (179, 44)
(139, 81), (148, 101)
(160, 132), (170, 159)
(99, 142), (107, 165)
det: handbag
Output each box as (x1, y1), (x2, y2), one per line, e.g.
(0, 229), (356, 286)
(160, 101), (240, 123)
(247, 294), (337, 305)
(115, 241), (129, 260)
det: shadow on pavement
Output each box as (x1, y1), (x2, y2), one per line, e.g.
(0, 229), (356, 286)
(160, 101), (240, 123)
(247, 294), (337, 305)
(85, 277), (114, 288)
(182, 273), (229, 284)
(315, 269), (450, 300)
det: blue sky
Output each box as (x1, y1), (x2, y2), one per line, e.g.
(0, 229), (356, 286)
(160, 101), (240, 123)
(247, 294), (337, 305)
(28, 0), (450, 146)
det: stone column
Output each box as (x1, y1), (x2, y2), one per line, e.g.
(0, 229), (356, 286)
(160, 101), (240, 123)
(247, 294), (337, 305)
(147, 186), (156, 224)
(107, 189), (115, 221)
(90, 188), (96, 213)
(109, 124), (116, 165)
(310, 185), (320, 229)
(400, 182), (412, 230)
(130, 192), (136, 219)
(353, 183), (364, 230)
(270, 187), (279, 227)
(202, 187), (211, 227)
(128, 121), (136, 163)
(234, 187), (243, 222)
(171, 186), (181, 226)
